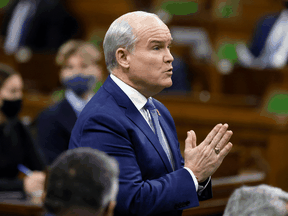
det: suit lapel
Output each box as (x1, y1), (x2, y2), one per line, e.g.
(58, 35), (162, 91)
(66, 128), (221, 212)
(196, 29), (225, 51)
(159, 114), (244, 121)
(103, 77), (173, 173)
(59, 99), (78, 133)
(125, 105), (174, 173)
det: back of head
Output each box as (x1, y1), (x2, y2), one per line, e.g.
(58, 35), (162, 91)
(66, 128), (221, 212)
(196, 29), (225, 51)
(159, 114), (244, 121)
(224, 184), (288, 216)
(44, 147), (119, 216)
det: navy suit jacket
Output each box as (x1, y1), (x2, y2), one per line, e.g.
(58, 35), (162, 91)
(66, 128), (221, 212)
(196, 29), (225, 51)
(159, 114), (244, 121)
(249, 13), (280, 57)
(37, 98), (77, 164)
(69, 76), (212, 216)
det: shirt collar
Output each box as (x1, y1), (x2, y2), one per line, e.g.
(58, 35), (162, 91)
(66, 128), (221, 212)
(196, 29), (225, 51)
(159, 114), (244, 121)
(110, 74), (148, 111)
(65, 89), (93, 114)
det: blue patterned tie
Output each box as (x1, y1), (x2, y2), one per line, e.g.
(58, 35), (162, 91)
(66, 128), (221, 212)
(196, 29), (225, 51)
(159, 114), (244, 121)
(144, 98), (175, 170)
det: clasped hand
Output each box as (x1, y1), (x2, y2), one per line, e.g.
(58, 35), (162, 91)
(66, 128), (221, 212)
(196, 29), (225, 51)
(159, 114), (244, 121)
(184, 123), (233, 183)
(24, 171), (46, 196)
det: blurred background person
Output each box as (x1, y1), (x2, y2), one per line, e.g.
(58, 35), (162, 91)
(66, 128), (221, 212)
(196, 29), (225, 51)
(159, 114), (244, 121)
(0, 0), (79, 57)
(236, 0), (288, 69)
(0, 63), (46, 196)
(36, 39), (103, 164)
(43, 147), (119, 216)
(224, 184), (288, 216)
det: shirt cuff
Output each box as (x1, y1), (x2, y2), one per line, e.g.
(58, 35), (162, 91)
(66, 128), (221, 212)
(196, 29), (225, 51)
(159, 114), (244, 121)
(198, 176), (211, 196)
(184, 167), (198, 191)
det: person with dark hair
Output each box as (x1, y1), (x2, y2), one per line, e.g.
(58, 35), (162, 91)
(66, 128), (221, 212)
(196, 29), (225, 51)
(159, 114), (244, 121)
(69, 11), (233, 216)
(43, 147), (119, 216)
(0, 63), (46, 196)
(37, 39), (103, 164)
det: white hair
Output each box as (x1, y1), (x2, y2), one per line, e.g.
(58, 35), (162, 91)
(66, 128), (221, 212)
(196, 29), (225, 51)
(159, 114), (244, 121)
(101, 160), (119, 207)
(103, 11), (159, 72)
(224, 184), (288, 216)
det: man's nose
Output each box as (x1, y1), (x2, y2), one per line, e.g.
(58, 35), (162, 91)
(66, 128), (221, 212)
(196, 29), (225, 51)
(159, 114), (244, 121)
(164, 49), (174, 63)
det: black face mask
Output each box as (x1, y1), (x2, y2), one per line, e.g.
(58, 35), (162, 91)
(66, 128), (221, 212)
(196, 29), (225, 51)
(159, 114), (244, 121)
(285, 1), (288, 8)
(1, 99), (22, 119)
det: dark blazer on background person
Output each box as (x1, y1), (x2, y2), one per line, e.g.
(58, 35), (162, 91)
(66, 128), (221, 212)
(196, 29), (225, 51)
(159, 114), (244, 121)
(1, 0), (79, 53)
(69, 76), (212, 216)
(249, 13), (280, 58)
(0, 119), (46, 191)
(37, 98), (77, 164)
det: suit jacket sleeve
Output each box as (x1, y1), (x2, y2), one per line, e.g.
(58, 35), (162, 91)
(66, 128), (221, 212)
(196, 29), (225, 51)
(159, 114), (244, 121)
(70, 110), (210, 216)
(19, 122), (47, 170)
(37, 111), (65, 164)
(37, 104), (76, 165)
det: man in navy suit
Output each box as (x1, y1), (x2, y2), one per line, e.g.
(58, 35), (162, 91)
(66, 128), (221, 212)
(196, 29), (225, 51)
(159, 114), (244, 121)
(69, 11), (233, 216)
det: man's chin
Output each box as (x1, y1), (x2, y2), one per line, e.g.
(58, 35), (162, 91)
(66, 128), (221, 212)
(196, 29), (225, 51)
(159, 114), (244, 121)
(165, 80), (173, 88)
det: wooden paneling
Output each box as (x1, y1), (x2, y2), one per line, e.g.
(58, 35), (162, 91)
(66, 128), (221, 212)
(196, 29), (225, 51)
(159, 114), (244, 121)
(67, 0), (133, 40)
(156, 95), (288, 192)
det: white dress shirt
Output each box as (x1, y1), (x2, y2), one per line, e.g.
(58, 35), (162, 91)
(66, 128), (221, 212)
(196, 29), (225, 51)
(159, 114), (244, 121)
(4, 0), (36, 54)
(65, 89), (93, 117)
(237, 9), (288, 69)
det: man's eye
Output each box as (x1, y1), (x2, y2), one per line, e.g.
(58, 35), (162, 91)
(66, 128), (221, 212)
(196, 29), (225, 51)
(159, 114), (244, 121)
(153, 46), (160, 50)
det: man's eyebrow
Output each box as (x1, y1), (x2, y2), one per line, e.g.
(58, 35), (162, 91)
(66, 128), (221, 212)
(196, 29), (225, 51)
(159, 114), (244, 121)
(148, 38), (173, 44)
(149, 40), (163, 44)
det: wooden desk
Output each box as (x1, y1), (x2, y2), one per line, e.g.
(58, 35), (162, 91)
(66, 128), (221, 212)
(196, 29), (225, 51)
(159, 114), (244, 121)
(0, 192), (43, 216)
(156, 95), (288, 192)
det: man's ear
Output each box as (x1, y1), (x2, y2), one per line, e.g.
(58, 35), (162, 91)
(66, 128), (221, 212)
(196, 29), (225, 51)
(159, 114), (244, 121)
(115, 48), (130, 69)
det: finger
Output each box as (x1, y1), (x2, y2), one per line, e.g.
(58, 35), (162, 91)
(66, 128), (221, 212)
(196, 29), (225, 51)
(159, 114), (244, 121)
(185, 131), (193, 150)
(216, 130), (233, 150)
(191, 130), (197, 148)
(202, 123), (222, 145)
(210, 123), (229, 149)
(218, 142), (233, 160)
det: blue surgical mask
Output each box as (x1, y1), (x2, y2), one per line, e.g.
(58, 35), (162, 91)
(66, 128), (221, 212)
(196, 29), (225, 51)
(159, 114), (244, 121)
(62, 75), (96, 96)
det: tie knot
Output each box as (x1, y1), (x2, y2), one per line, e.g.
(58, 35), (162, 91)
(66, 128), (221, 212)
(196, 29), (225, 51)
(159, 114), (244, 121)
(144, 98), (156, 111)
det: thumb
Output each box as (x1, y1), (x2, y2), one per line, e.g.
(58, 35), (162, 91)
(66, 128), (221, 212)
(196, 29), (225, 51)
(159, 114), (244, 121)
(185, 130), (197, 149)
(190, 130), (197, 148)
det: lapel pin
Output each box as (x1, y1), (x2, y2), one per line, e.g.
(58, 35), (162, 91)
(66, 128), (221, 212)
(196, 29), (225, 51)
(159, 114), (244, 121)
(156, 109), (161, 116)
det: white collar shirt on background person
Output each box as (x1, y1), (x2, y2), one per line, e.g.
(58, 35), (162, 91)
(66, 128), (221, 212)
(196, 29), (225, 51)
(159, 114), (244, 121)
(237, 9), (288, 69)
(65, 89), (93, 117)
(4, 0), (37, 54)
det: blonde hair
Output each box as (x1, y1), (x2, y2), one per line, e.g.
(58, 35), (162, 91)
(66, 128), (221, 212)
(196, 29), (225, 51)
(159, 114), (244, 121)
(56, 40), (101, 67)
